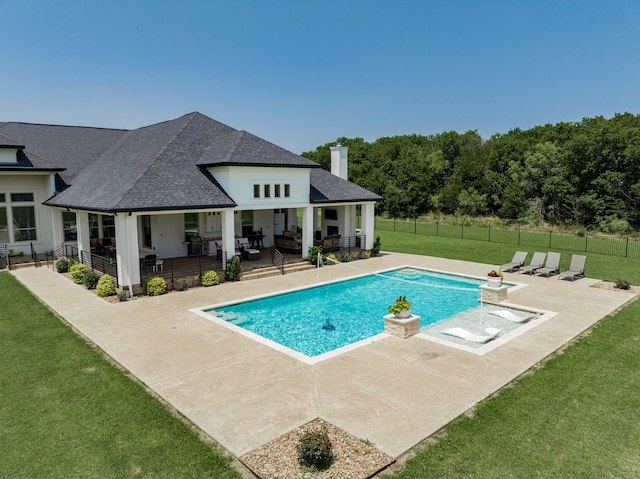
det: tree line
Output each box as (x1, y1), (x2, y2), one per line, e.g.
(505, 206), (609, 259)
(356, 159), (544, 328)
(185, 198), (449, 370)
(301, 112), (640, 233)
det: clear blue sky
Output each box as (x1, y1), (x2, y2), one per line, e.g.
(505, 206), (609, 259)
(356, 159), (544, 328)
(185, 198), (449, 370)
(2, 0), (639, 153)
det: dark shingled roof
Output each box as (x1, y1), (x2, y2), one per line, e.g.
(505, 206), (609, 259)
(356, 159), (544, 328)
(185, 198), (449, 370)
(47, 113), (236, 211)
(310, 168), (382, 203)
(0, 122), (126, 182)
(196, 130), (319, 168)
(1, 112), (381, 211)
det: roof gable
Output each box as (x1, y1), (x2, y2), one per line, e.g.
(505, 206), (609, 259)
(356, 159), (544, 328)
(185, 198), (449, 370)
(47, 113), (236, 211)
(196, 130), (319, 168)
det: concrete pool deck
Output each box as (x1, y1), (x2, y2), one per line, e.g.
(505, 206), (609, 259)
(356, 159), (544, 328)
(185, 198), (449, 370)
(12, 253), (636, 461)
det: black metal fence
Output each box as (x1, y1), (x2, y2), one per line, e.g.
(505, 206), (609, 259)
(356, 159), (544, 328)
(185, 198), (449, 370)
(376, 218), (640, 259)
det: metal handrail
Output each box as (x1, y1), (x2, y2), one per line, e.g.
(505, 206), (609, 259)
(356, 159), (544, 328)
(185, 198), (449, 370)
(272, 247), (285, 275)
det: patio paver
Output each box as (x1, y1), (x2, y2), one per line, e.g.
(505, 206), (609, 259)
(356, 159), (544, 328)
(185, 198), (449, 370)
(11, 252), (636, 459)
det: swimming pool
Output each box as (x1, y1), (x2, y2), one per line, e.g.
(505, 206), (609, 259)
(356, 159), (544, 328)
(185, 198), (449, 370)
(206, 268), (486, 358)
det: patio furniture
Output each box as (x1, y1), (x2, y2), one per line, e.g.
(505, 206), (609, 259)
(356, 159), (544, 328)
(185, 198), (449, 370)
(141, 254), (157, 273)
(536, 252), (561, 277)
(558, 254), (586, 281)
(488, 309), (535, 323)
(442, 327), (502, 343)
(248, 230), (265, 249)
(320, 234), (341, 252)
(499, 251), (528, 272)
(274, 233), (302, 253)
(518, 252), (546, 275)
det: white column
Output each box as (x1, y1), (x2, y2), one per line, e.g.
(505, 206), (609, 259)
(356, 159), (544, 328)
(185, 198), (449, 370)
(301, 206), (314, 258)
(115, 213), (139, 290)
(76, 211), (90, 260)
(221, 209), (236, 268)
(50, 208), (64, 247)
(361, 202), (375, 250)
(343, 205), (356, 236)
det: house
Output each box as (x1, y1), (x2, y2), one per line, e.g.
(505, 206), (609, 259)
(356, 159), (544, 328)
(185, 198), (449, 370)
(0, 112), (381, 292)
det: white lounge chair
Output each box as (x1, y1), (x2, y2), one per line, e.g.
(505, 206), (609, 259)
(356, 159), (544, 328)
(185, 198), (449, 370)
(499, 251), (528, 272)
(488, 309), (535, 323)
(558, 254), (586, 281)
(442, 327), (501, 343)
(518, 252), (546, 275)
(536, 252), (561, 277)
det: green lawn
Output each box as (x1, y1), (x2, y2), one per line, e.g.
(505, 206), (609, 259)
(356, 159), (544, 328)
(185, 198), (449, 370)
(0, 272), (242, 479)
(2, 230), (639, 478)
(375, 229), (640, 284)
(376, 230), (640, 478)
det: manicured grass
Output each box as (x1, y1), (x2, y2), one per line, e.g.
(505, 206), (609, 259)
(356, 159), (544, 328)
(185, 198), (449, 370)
(374, 229), (640, 284)
(376, 230), (640, 478)
(0, 272), (242, 479)
(383, 297), (640, 479)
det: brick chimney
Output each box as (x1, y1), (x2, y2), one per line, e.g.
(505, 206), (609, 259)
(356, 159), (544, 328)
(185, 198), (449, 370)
(330, 142), (348, 180)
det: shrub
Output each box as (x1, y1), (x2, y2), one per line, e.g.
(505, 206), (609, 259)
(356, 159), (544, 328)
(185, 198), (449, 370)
(372, 236), (382, 256)
(55, 258), (70, 273)
(200, 270), (219, 287)
(360, 251), (370, 259)
(96, 275), (117, 297)
(339, 252), (351, 262)
(306, 245), (323, 265)
(297, 424), (333, 470)
(69, 263), (90, 284)
(225, 256), (242, 281)
(83, 270), (100, 289)
(145, 276), (167, 296)
(325, 253), (338, 265)
(175, 279), (189, 291)
(117, 290), (128, 302)
(615, 277), (631, 290)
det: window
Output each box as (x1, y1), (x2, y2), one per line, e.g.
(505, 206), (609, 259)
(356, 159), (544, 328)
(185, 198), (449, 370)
(63, 211), (77, 241)
(253, 184), (260, 198)
(264, 184), (271, 198)
(89, 213), (99, 239)
(102, 215), (115, 238)
(142, 215), (152, 248)
(184, 213), (198, 231)
(284, 184), (291, 197)
(0, 192), (37, 242)
(11, 193), (34, 202)
(0, 205), (7, 243)
(241, 210), (253, 236)
(274, 184), (281, 198)
(13, 207), (37, 241)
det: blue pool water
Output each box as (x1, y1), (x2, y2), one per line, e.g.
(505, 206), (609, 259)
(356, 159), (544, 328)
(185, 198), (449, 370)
(208, 268), (485, 358)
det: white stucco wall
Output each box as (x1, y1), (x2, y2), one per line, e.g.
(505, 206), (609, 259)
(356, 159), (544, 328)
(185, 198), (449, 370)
(208, 166), (311, 208)
(0, 172), (56, 253)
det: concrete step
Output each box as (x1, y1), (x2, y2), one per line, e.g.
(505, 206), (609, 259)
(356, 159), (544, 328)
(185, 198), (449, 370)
(240, 261), (315, 281)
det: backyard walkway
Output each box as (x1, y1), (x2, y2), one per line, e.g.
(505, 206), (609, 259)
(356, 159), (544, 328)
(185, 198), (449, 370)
(12, 253), (635, 461)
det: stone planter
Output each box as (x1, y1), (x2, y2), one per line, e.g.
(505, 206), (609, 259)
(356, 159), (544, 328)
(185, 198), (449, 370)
(486, 276), (502, 288)
(395, 308), (411, 319)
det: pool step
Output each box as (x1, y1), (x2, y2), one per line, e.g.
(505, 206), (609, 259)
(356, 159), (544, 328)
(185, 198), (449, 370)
(240, 261), (315, 281)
